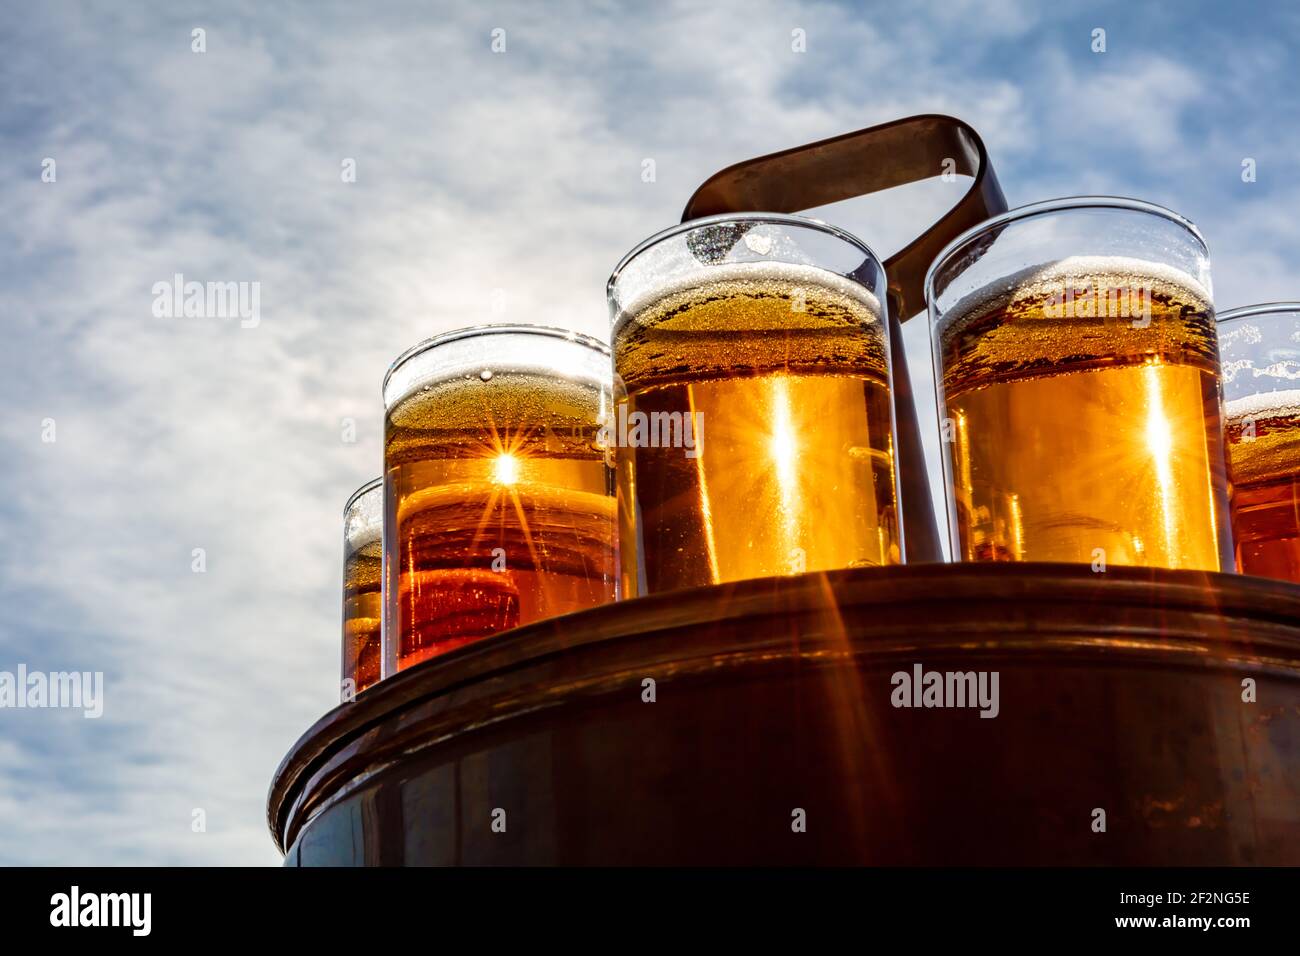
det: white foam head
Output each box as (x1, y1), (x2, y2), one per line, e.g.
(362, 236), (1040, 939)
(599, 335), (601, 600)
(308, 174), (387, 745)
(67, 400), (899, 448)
(939, 255), (1212, 334)
(1225, 387), (1300, 423)
(617, 259), (883, 327)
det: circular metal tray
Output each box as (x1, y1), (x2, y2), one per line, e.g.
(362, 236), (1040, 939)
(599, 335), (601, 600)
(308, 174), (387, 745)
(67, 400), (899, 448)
(269, 563), (1300, 865)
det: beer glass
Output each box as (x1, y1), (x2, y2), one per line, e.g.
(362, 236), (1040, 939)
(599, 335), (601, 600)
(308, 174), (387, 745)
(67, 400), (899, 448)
(382, 326), (615, 673)
(1218, 303), (1300, 582)
(927, 197), (1233, 570)
(607, 213), (901, 597)
(342, 477), (382, 697)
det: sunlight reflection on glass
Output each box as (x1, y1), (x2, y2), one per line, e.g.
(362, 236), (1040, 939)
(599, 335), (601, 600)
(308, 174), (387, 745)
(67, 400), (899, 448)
(1143, 362), (1177, 559)
(492, 451), (521, 486)
(769, 377), (800, 560)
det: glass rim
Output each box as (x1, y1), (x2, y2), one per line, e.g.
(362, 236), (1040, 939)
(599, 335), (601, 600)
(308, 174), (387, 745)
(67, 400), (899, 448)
(343, 476), (382, 515)
(1216, 301), (1300, 324)
(382, 324), (611, 398)
(605, 211), (885, 306)
(924, 195), (1209, 308)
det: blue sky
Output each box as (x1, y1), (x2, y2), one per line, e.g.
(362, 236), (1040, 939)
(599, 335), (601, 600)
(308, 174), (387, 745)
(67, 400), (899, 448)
(1, 1), (1297, 865)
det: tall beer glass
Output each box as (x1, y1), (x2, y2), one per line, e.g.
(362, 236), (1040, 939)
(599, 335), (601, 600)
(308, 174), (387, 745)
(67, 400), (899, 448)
(342, 477), (382, 697)
(1218, 303), (1300, 582)
(927, 197), (1233, 570)
(382, 326), (615, 672)
(608, 213), (901, 597)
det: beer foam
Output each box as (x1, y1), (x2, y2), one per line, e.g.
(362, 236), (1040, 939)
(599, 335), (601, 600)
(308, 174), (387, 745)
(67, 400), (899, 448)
(344, 483), (383, 551)
(617, 259), (883, 328)
(938, 255), (1212, 337)
(346, 525), (382, 551)
(1226, 388), (1300, 424)
(384, 330), (609, 410)
(386, 370), (607, 469)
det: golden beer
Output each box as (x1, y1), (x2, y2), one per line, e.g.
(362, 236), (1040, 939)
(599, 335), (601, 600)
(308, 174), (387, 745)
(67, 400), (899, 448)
(613, 260), (899, 597)
(384, 331), (615, 671)
(937, 257), (1233, 569)
(342, 541), (382, 692)
(1227, 394), (1300, 581)
(342, 478), (382, 695)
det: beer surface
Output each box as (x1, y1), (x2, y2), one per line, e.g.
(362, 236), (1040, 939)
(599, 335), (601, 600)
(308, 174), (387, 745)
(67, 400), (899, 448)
(1227, 391), (1300, 581)
(937, 257), (1232, 570)
(614, 261), (898, 596)
(616, 261), (887, 391)
(385, 370), (615, 669)
(342, 540), (381, 692)
(939, 256), (1218, 390)
(386, 370), (607, 463)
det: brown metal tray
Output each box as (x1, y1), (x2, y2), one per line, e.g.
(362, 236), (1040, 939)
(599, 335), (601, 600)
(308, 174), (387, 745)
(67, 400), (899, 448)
(269, 563), (1300, 865)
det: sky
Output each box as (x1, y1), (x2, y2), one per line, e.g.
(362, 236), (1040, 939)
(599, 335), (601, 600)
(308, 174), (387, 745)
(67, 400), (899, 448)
(1, 0), (1298, 865)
